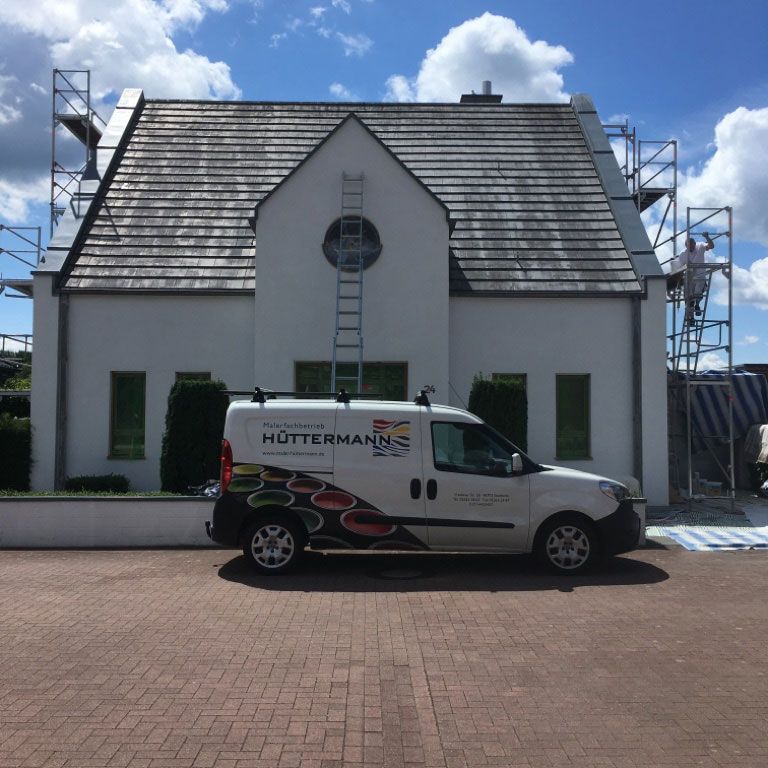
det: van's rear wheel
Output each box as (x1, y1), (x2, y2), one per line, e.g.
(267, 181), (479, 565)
(536, 517), (598, 573)
(243, 516), (304, 574)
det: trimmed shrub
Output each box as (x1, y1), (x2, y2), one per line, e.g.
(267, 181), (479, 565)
(160, 379), (229, 493)
(64, 474), (130, 493)
(468, 374), (528, 451)
(0, 414), (31, 490)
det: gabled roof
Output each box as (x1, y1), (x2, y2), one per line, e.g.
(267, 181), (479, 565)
(59, 99), (643, 295)
(251, 112), (452, 230)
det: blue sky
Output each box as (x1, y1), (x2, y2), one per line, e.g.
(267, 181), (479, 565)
(1, 0), (767, 363)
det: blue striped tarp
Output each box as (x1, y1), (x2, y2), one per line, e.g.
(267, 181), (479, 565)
(675, 369), (768, 452)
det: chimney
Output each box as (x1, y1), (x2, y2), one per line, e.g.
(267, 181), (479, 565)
(460, 80), (502, 104)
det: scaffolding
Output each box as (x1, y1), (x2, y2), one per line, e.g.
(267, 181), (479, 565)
(0, 224), (40, 300)
(605, 119), (735, 510)
(50, 69), (105, 235)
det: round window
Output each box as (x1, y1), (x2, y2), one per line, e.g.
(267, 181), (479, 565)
(322, 217), (382, 271)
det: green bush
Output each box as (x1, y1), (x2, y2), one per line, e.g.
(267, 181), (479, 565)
(468, 374), (528, 451)
(64, 474), (130, 493)
(160, 378), (229, 493)
(0, 414), (31, 490)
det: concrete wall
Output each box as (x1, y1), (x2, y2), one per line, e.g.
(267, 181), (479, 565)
(449, 295), (646, 495)
(253, 117), (451, 400)
(59, 294), (255, 490)
(0, 497), (215, 547)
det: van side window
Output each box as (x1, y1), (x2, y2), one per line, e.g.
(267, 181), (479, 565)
(431, 422), (514, 476)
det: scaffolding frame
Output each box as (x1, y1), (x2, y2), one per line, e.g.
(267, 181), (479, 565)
(50, 69), (105, 235)
(666, 207), (735, 510)
(0, 224), (41, 301)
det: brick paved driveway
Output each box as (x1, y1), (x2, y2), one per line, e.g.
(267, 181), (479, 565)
(1, 546), (767, 768)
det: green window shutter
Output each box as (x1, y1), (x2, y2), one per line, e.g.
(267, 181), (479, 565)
(556, 375), (590, 459)
(110, 372), (146, 459)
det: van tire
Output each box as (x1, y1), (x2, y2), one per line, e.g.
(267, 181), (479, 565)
(243, 515), (305, 574)
(535, 515), (599, 574)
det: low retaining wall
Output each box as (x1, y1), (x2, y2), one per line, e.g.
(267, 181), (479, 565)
(0, 497), (217, 548)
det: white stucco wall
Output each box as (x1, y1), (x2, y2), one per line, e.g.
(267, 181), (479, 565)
(30, 274), (60, 490)
(56, 294), (255, 490)
(252, 117), (451, 400)
(449, 295), (654, 497)
(640, 278), (669, 503)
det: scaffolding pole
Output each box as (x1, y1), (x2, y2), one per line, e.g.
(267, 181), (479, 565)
(50, 69), (105, 236)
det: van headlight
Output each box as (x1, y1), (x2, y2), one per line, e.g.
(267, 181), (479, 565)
(599, 481), (629, 501)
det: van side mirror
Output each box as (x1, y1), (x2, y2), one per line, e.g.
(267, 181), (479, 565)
(512, 453), (523, 474)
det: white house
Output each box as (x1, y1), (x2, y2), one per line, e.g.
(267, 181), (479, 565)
(31, 88), (669, 502)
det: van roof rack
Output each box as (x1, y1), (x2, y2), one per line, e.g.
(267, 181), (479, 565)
(414, 389), (431, 406)
(223, 387), (382, 403)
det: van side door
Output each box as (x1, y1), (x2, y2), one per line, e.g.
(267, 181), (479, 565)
(420, 418), (530, 551)
(332, 404), (428, 550)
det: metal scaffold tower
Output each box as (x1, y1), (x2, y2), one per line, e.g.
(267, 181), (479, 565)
(665, 208), (735, 510)
(50, 69), (106, 235)
(604, 119), (735, 510)
(330, 173), (365, 394)
(0, 224), (42, 297)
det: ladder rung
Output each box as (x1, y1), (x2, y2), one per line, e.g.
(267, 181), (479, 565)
(336, 343), (361, 348)
(338, 326), (360, 330)
(335, 376), (360, 381)
(338, 310), (359, 315)
(340, 279), (360, 284)
(339, 295), (360, 299)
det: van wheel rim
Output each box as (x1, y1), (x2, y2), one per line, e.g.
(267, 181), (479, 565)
(546, 525), (590, 569)
(251, 524), (295, 569)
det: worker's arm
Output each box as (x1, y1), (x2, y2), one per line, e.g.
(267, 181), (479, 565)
(703, 231), (715, 250)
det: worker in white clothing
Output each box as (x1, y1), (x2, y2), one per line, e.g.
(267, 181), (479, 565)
(672, 231), (715, 315)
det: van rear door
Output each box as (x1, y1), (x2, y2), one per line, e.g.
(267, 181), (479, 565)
(332, 403), (428, 548)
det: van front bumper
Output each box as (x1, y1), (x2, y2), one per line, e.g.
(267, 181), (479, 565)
(595, 499), (641, 555)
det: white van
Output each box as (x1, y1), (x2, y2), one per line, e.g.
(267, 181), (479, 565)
(206, 392), (641, 574)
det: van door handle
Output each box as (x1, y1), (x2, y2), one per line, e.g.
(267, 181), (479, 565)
(410, 479), (421, 499)
(426, 479), (437, 500)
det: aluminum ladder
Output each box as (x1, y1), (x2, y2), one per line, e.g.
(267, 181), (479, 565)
(331, 173), (364, 393)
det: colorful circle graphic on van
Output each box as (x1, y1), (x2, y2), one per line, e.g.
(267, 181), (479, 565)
(229, 462), (428, 551)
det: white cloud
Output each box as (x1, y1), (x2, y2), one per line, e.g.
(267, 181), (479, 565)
(270, 32), (288, 48)
(329, 82), (358, 100)
(0, 175), (49, 224)
(331, 0), (351, 13)
(309, 6), (327, 18)
(29, 82), (47, 95)
(384, 13), (573, 103)
(0, 74), (22, 126)
(728, 257), (768, 310)
(697, 351), (729, 371)
(738, 335), (760, 345)
(680, 107), (768, 247)
(336, 31), (372, 57)
(0, 0), (239, 101)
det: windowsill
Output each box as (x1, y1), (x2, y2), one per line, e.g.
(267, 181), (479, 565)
(107, 455), (146, 461)
(555, 456), (593, 461)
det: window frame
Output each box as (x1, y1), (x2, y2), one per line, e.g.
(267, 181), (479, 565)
(294, 361), (408, 401)
(430, 420), (519, 478)
(555, 373), (591, 460)
(109, 371), (146, 460)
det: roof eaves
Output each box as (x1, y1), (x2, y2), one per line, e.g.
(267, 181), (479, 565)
(571, 94), (663, 284)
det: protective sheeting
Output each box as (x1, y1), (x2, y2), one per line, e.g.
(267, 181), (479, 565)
(676, 369), (768, 453)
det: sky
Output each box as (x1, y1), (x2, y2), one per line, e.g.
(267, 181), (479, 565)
(1, 0), (767, 365)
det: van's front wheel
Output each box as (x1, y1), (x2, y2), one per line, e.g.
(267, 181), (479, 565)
(536, 517), (598, 573)
(243, 517), (304, 574)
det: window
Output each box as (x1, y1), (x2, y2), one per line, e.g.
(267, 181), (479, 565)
(322, 217), (382, 271)
(175, 372), (211, 382)
(296, 362), (407, 401)
(556, 374), (590, 459)
(431, 422), (515, 476)
(491, 373), (526, 386)
(110, 372), (146, 459)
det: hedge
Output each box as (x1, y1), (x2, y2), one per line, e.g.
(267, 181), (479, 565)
(468, 374), (528, 451)
(64, 474), (130, 493)
(0, 414), (31, 490)
(160, 379), (229, 493)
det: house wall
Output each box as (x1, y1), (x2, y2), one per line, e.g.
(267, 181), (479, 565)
(30, 274), (60, 490)
(252, 117), (451, 400)
(449, 294), (667, 502)
(59, 294), (254, 490)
